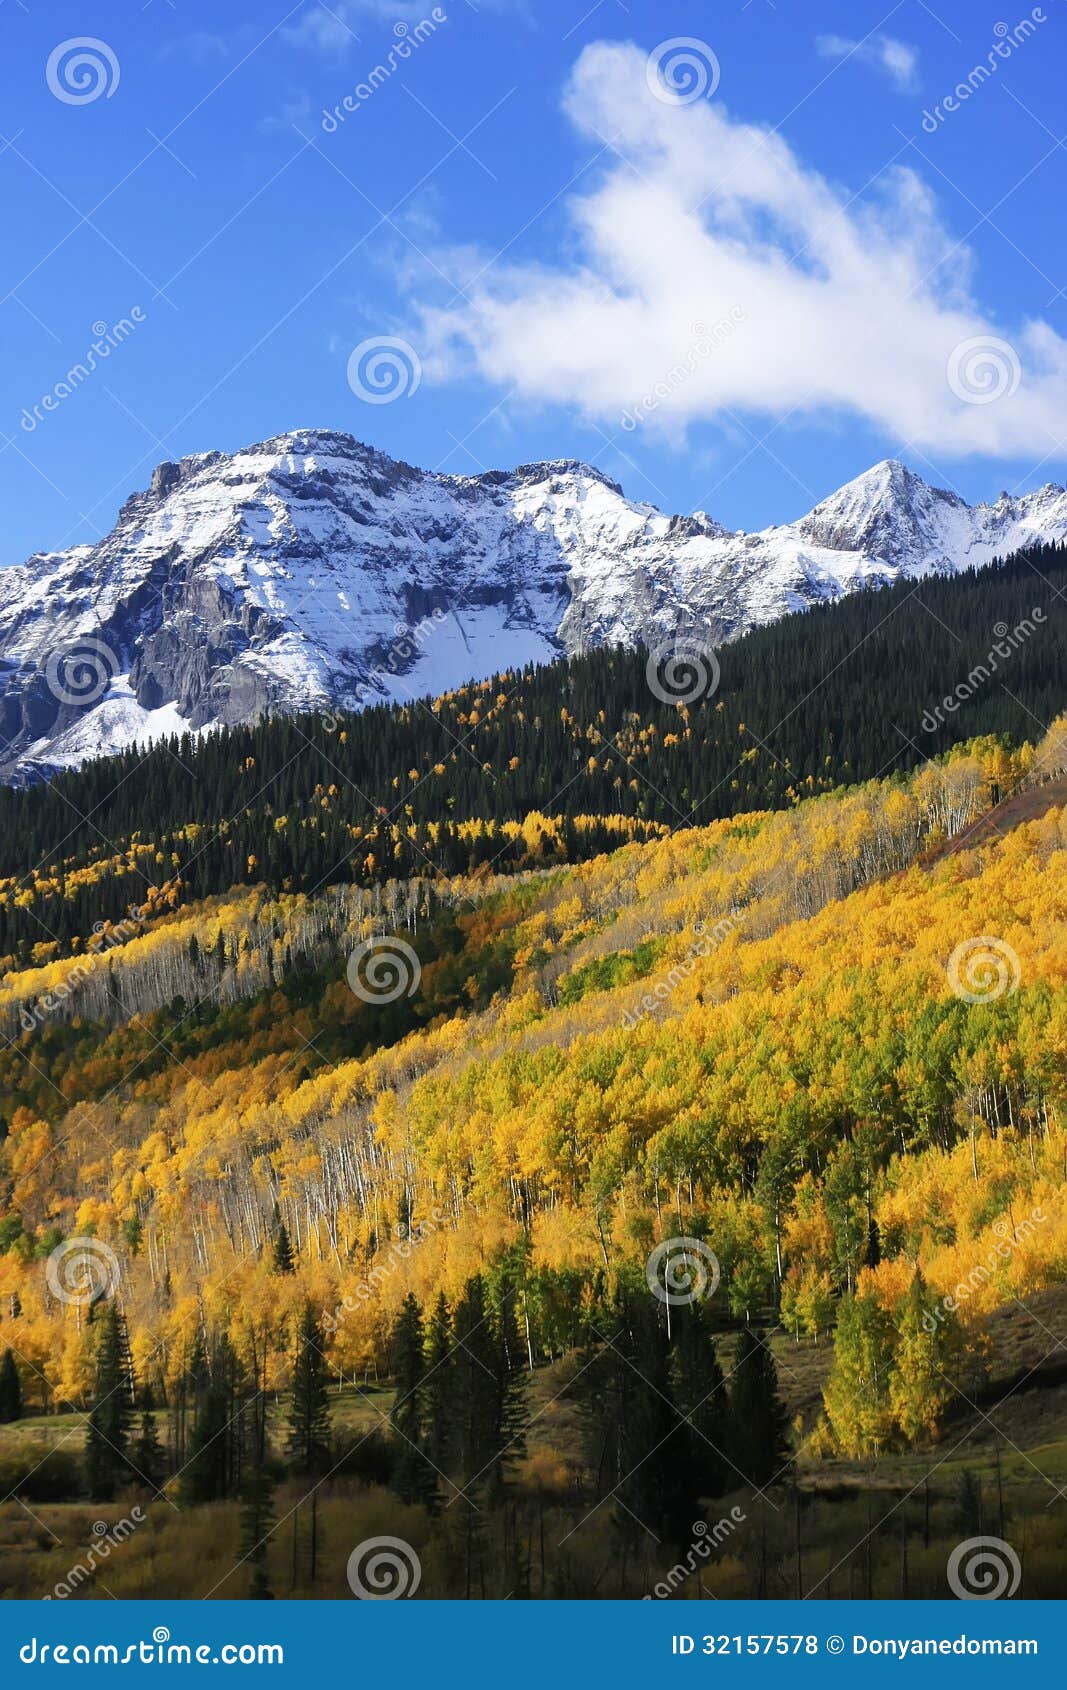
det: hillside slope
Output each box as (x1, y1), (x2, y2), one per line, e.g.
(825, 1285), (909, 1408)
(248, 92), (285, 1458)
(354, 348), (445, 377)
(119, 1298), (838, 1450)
(2, 541), (1065, 965)
(2, 735), (1065, 1406)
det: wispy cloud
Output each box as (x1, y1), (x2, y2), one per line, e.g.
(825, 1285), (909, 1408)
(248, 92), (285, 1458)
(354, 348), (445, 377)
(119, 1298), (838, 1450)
(155, 31), (231, 65)
(291, 0), (521, 53)
(816, 32), (920, 91)
(411, 39), (1067, 460)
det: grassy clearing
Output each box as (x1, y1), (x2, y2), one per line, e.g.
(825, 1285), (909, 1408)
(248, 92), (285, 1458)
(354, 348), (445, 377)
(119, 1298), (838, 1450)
(2, 1294), (1066, 1599)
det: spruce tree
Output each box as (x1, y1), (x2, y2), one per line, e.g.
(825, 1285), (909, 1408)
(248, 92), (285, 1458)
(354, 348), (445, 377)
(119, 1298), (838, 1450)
(671, 1301), (732, 1499)
(451, 1275), (501, 1487)
(728, 1327), (791, 1490)
(490, 1270), (528, 1495)
(271, 1208), (295, 1275)
(422, 1291), (454, 1478)
(954, 1468), (984, 1536)
(286, 1305), (332, 1475)
(181, 1335), (248, 1503)
(0, 1348), (21, 1423)
(576, 1278), (684, 1539)
(389, 1293), (434, 1505)
(132, 1385), (167, 1493)
(240, 1470), (275, 1599)
(85, 1305), (135, 1501)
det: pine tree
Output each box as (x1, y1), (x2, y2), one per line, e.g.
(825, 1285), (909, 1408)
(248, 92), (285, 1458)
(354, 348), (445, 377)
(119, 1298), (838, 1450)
(180, 1335), (248, 1503)
(85, 1305), (135, 1501)
(451, 1275), (501, 1488)
(577, 1279), (685, 1539)
(172, 1329), (208, 1473)
(954, 1468), (984, 1536)
(728, 1327), (791, 1490)
(240, 1470), (275, 1599)
(490, 1269), (528, 1495)
(271, 1209), (295, 1275)
(389, 1293), (434, 1505)
(0, 1348), (21, 1424)
(132, 1385), (167, 1493)
(671, 1301), (732, 1499)
(286, 1304), (332, 1475)
(423, 1291), (454, 1479)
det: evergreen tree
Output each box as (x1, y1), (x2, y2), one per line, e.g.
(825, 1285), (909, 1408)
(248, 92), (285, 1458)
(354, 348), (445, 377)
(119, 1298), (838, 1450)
(132, 1385), (167, 1493)
(577, 1278), (685, 1539)
(451, 1275), (502, 1489)
(728, 1327), (791, 1490)
(389, 1293), (434, 1505)
(670, 1301), (732, 1499)
(240, 1470), (275, 1599)
(0, 1348), (21, 1423)
(6, 537), (1065, 959)
(181, 1335), (248, 1503)
(954, 1468), (984, 1536)
(271, 1209), (295, 1275)
(85, 1305), (135, 1501)
(490, 1268), (529, 1493)
(286, 1304), (332, 1475)
(422, 1291), (454, 1478)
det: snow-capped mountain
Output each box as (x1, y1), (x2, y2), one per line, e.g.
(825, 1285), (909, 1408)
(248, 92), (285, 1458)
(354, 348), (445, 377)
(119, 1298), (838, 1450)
(1, 432), (1065, 782)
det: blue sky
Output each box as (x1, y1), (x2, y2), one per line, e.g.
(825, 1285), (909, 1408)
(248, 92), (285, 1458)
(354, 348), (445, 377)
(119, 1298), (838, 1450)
(2, 0), (1066, 566)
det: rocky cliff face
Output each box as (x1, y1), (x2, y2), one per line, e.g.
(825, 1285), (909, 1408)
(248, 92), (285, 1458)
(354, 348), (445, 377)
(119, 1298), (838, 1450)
(2, 431), (1065, 781)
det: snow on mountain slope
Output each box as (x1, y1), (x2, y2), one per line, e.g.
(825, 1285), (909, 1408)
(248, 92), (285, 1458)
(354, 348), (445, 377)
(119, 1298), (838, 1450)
(1, 430), (1064, 782)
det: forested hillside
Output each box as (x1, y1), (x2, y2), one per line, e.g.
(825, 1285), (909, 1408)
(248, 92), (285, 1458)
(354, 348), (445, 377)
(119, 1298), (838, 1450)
(1, 543), (1064, 966)
(2, 547), (1067, 1598)
(1, 712), (1066, 1594)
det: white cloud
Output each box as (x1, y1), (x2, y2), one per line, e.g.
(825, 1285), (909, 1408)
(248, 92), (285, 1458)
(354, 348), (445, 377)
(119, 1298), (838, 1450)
(816, 32), (920, 91)
(413, 40), (1067, 460)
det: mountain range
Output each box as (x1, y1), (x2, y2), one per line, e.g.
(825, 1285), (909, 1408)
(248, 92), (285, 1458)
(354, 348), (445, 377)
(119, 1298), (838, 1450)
(2, 428), (1066, 782)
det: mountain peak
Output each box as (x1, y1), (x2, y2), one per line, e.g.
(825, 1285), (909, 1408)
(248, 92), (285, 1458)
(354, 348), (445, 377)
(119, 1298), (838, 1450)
(795, 458), (967, 564)
(3, 438), (1067, 783)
